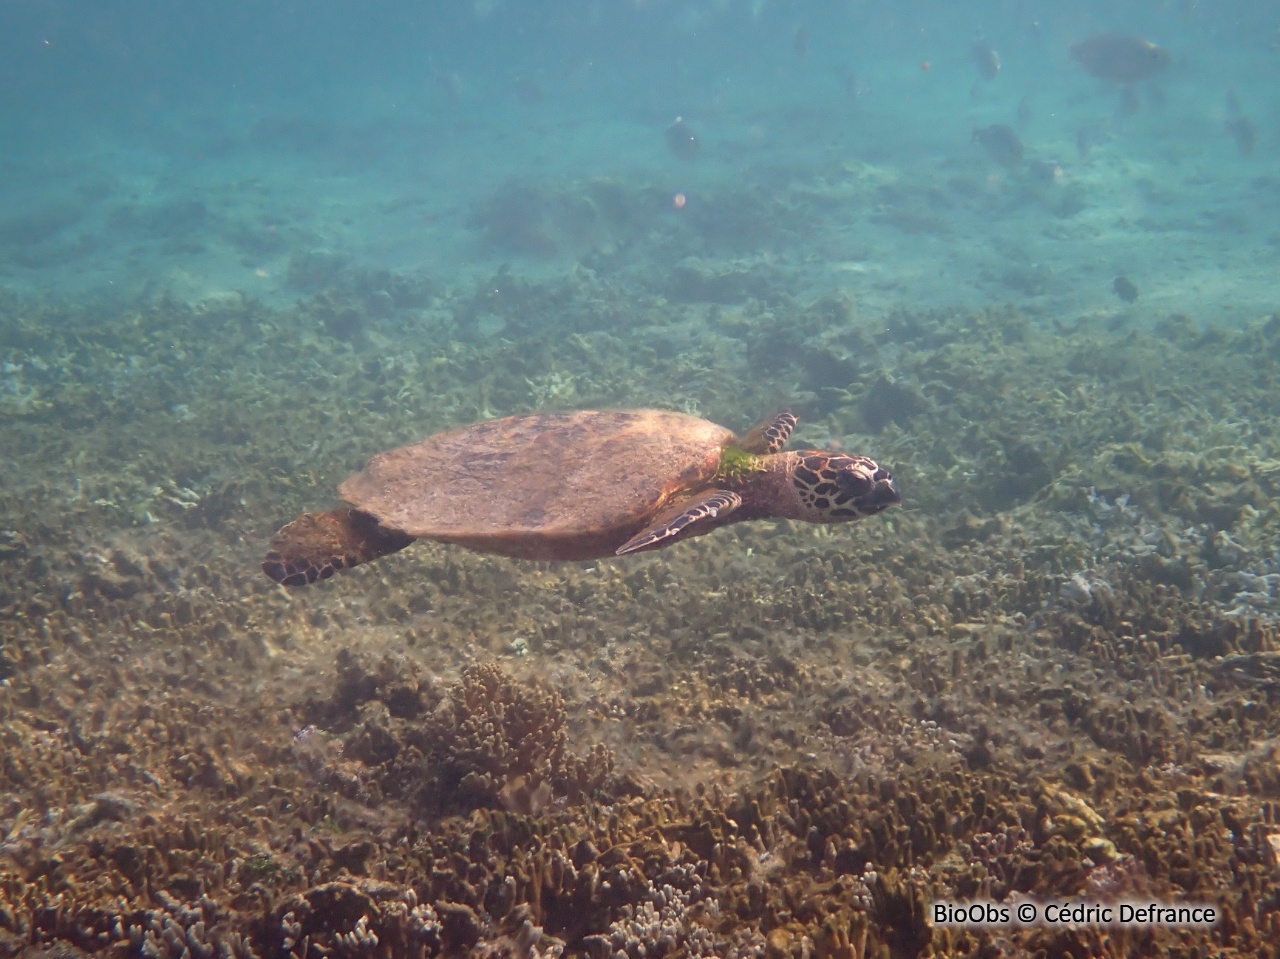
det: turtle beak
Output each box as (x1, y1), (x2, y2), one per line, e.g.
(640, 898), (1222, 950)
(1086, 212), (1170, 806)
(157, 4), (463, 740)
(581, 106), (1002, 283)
(860, 470), (901, 516)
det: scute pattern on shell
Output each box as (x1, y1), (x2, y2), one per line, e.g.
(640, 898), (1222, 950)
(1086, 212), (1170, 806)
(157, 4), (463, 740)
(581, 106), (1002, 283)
(337, 410), (732, 558)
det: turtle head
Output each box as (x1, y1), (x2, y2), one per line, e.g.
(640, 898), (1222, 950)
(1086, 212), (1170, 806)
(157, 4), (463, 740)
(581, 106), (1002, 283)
(787, 452), (900, 522)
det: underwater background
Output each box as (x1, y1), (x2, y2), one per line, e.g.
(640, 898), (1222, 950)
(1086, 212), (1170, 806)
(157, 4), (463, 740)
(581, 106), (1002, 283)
(1, 0), (1279, 956)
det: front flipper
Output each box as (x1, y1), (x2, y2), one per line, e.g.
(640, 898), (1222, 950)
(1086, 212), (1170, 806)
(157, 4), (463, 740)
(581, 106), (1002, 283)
(262, 508), (414, 586)
(616, 490), (743, 556)
(738, 411), (797, 454)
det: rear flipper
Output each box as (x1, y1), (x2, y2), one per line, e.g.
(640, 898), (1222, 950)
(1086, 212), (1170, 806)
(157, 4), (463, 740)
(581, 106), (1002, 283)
(615, 490), (742, 556)
(262, 508), (414, 586)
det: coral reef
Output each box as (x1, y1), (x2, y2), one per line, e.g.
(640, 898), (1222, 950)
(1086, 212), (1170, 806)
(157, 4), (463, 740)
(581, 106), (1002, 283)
(423, 663), (614, 814)
(2, 279), (1280, 956)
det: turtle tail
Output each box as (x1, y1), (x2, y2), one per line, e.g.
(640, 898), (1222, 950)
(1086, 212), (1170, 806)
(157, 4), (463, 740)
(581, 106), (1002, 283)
(262, 508), (414, 587)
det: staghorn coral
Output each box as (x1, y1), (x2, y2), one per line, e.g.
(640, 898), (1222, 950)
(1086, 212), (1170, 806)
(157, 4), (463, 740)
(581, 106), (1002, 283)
(277, 881), (441, 959)
(581, 863), (767, 959)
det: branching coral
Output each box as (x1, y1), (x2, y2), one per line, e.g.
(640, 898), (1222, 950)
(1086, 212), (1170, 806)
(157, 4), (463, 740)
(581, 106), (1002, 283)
(425, 663), (613, 813)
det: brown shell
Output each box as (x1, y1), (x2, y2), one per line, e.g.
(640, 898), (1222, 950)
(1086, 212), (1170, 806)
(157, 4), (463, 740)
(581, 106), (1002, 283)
(338, 409), (733, 560)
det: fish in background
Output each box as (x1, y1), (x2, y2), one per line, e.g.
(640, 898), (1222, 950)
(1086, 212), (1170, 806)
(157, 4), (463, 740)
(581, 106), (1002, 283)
(1113, 275), (1139, 303)
(1071, 34), (1170, 117)
(1070, 34), (1171, 85)
(967, 39), (1002, 100)
(971, 40), (1001, 81)
(1224, 89), (1257, 157)
(972, 124), (1025, 167)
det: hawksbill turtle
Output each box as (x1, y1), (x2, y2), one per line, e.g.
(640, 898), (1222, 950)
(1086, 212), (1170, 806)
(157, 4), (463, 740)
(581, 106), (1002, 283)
(262, 409), (899, 586)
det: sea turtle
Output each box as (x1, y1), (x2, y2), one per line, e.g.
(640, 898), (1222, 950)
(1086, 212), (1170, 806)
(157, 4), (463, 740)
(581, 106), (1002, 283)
(262, 409), (900, 586)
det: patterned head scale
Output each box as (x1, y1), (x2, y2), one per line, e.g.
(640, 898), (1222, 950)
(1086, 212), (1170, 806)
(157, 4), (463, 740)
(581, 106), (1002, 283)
(791, 453), (900, 520)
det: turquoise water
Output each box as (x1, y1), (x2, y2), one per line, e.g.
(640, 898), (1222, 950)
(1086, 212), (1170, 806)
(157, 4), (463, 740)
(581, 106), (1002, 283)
(2, 2), (1279, 957)
(2, 1), (1274, 318)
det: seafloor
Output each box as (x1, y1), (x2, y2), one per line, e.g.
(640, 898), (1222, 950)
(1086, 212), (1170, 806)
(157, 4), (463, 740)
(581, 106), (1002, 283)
(2, 247), (1279, 959)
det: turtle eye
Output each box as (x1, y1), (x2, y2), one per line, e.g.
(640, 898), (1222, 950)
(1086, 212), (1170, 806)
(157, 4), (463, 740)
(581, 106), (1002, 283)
(834, 466), (873, 497)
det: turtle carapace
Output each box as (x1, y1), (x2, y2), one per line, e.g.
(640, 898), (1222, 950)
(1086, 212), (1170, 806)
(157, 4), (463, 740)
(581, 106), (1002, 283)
(262, 410), (900, 586)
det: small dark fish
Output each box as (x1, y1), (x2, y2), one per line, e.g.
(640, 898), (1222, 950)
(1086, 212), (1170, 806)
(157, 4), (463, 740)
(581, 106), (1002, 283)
(666, 116), (699, 161)
(1113, 275), (1139, 303)
(972, 124), (1024, 167)
(1071, 34), (1171, 85)
(794, 25), (810, 61)
(1225, 89), (1256, 156)
(1016, 96), (1034, 128)
(971, 40), (1001, 81)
